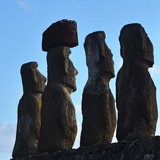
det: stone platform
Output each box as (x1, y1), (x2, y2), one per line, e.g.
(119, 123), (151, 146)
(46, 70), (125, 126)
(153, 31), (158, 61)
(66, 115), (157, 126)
(11, 136), (160, 160)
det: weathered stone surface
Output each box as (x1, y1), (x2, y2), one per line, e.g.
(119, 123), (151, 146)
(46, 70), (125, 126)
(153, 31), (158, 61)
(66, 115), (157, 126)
(80, 31), (116, 147)
(11, 136), (160, 160)
(38, 46), (78, 152)
(42, 19), (78, 51)
(116, 23), (158, 141)
(12, 62), (46, 158)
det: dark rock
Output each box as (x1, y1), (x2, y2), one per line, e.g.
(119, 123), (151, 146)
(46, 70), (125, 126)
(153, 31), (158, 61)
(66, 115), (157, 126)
(80, 31), (116, 147)
(116, 23), (158, 141)
(11, 136), (160, 160)
(42, 19), (78, 51)
(38, 46), (78, 152)
(12, 62), (46, 158)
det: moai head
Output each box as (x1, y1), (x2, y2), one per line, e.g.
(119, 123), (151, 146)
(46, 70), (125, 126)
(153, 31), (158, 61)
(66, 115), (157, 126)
(47, 47), (78, 92)
(84, 31), (115, 79)
(21, 62), (47, 94)
(119, 23), (154, 67)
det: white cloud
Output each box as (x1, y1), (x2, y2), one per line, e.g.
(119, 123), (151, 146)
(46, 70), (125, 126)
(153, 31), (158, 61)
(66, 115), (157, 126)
(73, 2), (80, 8)
(17, 0), (31, 10)
(149, 65), (160, 75)
(0, 122), (16, 153)
(118, 60), (123, 68)
(73, 105), (82, 148)
(72, 0), (80, 8)
(75, 105), (82, 114)
(73, 121), (81, 148)
(112, 129), (117, 143)
(156, 118), (160, 136)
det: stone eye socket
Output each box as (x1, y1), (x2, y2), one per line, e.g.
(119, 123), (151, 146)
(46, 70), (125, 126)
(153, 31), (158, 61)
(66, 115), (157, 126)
(143, 46), (147, 51)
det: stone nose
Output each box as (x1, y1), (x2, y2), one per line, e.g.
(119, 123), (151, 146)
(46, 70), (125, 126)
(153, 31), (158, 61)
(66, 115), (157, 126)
(74, 68), (78, 76)
(41, 74), (47, 83)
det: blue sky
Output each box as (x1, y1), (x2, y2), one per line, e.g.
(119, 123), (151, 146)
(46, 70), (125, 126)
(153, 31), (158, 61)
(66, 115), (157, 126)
(1, 0), (160, 159)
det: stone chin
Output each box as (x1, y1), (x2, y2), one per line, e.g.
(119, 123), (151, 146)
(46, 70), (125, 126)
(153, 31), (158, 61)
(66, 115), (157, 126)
(99, 70), (115, 80)
(62, 76), (77, 92)
(106, 71), (115, 79)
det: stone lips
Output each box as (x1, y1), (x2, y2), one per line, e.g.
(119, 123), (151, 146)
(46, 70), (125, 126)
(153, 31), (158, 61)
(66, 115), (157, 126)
(42, 19), (78, 51)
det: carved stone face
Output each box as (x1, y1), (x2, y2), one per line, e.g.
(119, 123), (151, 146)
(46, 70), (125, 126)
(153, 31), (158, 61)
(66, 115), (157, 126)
(63, 51), (78, 92)
(84, 31), (115, 79)
(21, 62), (47, 94)
(119, 23), (154, 67)
(34, 68), (47, 93)
(99, 42), (115, 79)
(47, 46), (78, 92)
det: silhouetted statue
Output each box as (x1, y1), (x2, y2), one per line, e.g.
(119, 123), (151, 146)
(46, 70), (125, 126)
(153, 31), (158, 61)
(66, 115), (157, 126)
(12, 62), (46, 158)
(80, 31), (116, 147)
(116, 23), (158, 141)
(38, 19), (78, 152)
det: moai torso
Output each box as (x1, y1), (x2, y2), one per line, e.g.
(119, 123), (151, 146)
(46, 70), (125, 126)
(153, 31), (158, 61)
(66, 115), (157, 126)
(80, 31), (116, 147)
(116, 24), (158, 141)
(12, 62), (46, 158)
(38, 20), (78, 152)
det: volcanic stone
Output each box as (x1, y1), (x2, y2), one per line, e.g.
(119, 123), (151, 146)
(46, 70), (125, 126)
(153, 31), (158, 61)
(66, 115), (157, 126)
(42, 19), (78, 51)
(12, 62), (46, 158)
(10, 136), (160, 160)
(38, 46), (78, 152)
(80, 31), (116, 147)
(116, 23), (158, 141)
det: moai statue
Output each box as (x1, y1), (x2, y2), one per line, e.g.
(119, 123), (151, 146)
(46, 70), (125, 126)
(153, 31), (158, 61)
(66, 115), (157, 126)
(80, 31), (116, 147)
(12, 62), (46, 158)
(38, 19), (78, 152)
(116, 23), (158, 141)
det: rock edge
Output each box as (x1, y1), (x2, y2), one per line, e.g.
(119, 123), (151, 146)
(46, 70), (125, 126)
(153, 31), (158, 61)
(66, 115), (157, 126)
(11, 136), (160, 160)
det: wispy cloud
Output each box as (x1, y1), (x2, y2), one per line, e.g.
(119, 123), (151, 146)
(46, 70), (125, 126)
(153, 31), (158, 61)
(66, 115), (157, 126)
(118, 60), (123, 68)
(149, 65), (160, 75)
(73, 105), (82, 148)
(17, 0), (31, 10)
(73, 2), (80, 8)
(112, 128), (117, 143)
(73, 121), (81, 148)
(75, 105), (82, 113)
(156, 118), (160, 136)
(0, 122), (16, 153)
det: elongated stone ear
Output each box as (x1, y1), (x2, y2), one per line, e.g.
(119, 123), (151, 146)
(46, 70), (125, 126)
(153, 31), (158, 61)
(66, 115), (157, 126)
(84, 34), (99, 69)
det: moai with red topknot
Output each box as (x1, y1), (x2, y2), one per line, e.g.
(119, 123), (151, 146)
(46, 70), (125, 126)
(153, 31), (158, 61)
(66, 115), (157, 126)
(38, 19), (78, 152)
